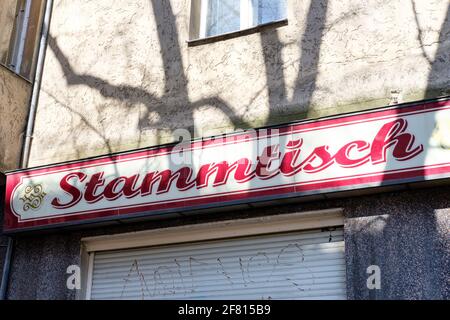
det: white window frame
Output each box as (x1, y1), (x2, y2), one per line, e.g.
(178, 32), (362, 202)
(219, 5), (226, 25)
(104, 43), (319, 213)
(198, 0), (209, 38)
(79, 208), (344, 300)
(240, 0), (254, 30)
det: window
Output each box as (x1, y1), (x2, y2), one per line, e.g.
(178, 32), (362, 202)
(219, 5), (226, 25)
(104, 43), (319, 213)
(190, 0), (287, 40)
(0, 0), (46, 80)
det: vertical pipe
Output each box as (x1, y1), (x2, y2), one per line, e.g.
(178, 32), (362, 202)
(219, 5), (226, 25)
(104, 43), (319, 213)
(21, 0), (53, 169)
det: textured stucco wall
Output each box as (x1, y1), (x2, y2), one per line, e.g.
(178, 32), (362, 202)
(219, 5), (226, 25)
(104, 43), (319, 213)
(0, 66), (31, 171)
(27, 0), (450, 166)
(5, 186), (449, 300)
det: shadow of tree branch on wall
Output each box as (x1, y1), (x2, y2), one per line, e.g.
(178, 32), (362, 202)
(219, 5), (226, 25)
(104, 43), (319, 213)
(46, 0), (250, 159)
(411, 0), (434, 65)
(42, 0), (337, 164)
(260, 0), (328, 123)
(425, 3), (450, 98)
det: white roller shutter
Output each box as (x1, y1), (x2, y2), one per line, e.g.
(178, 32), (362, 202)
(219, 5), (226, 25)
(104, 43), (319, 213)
(88, 227), (346, 300)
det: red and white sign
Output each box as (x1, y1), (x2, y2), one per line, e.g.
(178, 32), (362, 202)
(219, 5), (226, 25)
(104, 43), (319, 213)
(3, 99), (450, 232)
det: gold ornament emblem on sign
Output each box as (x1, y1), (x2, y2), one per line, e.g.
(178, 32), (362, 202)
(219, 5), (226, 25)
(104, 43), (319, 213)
(20, 185), (46, 211)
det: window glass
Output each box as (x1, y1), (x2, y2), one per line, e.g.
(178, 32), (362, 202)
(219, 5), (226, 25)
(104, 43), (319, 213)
(252, 0), (287, 25)
(206, 0), (241, 37)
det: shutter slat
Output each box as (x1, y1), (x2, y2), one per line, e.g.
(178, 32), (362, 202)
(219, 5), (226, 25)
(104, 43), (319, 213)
(96, 236), (343, 264)
(95, 231), (344, 260)
(91, 247), (344, 272)
(92, 276), (347, 293)
(92, 254), (346, 280)
(91, 269), (346, 290)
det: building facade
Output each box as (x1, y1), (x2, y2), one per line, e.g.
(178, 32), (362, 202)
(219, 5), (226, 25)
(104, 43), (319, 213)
(0, 0), (449, 299)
